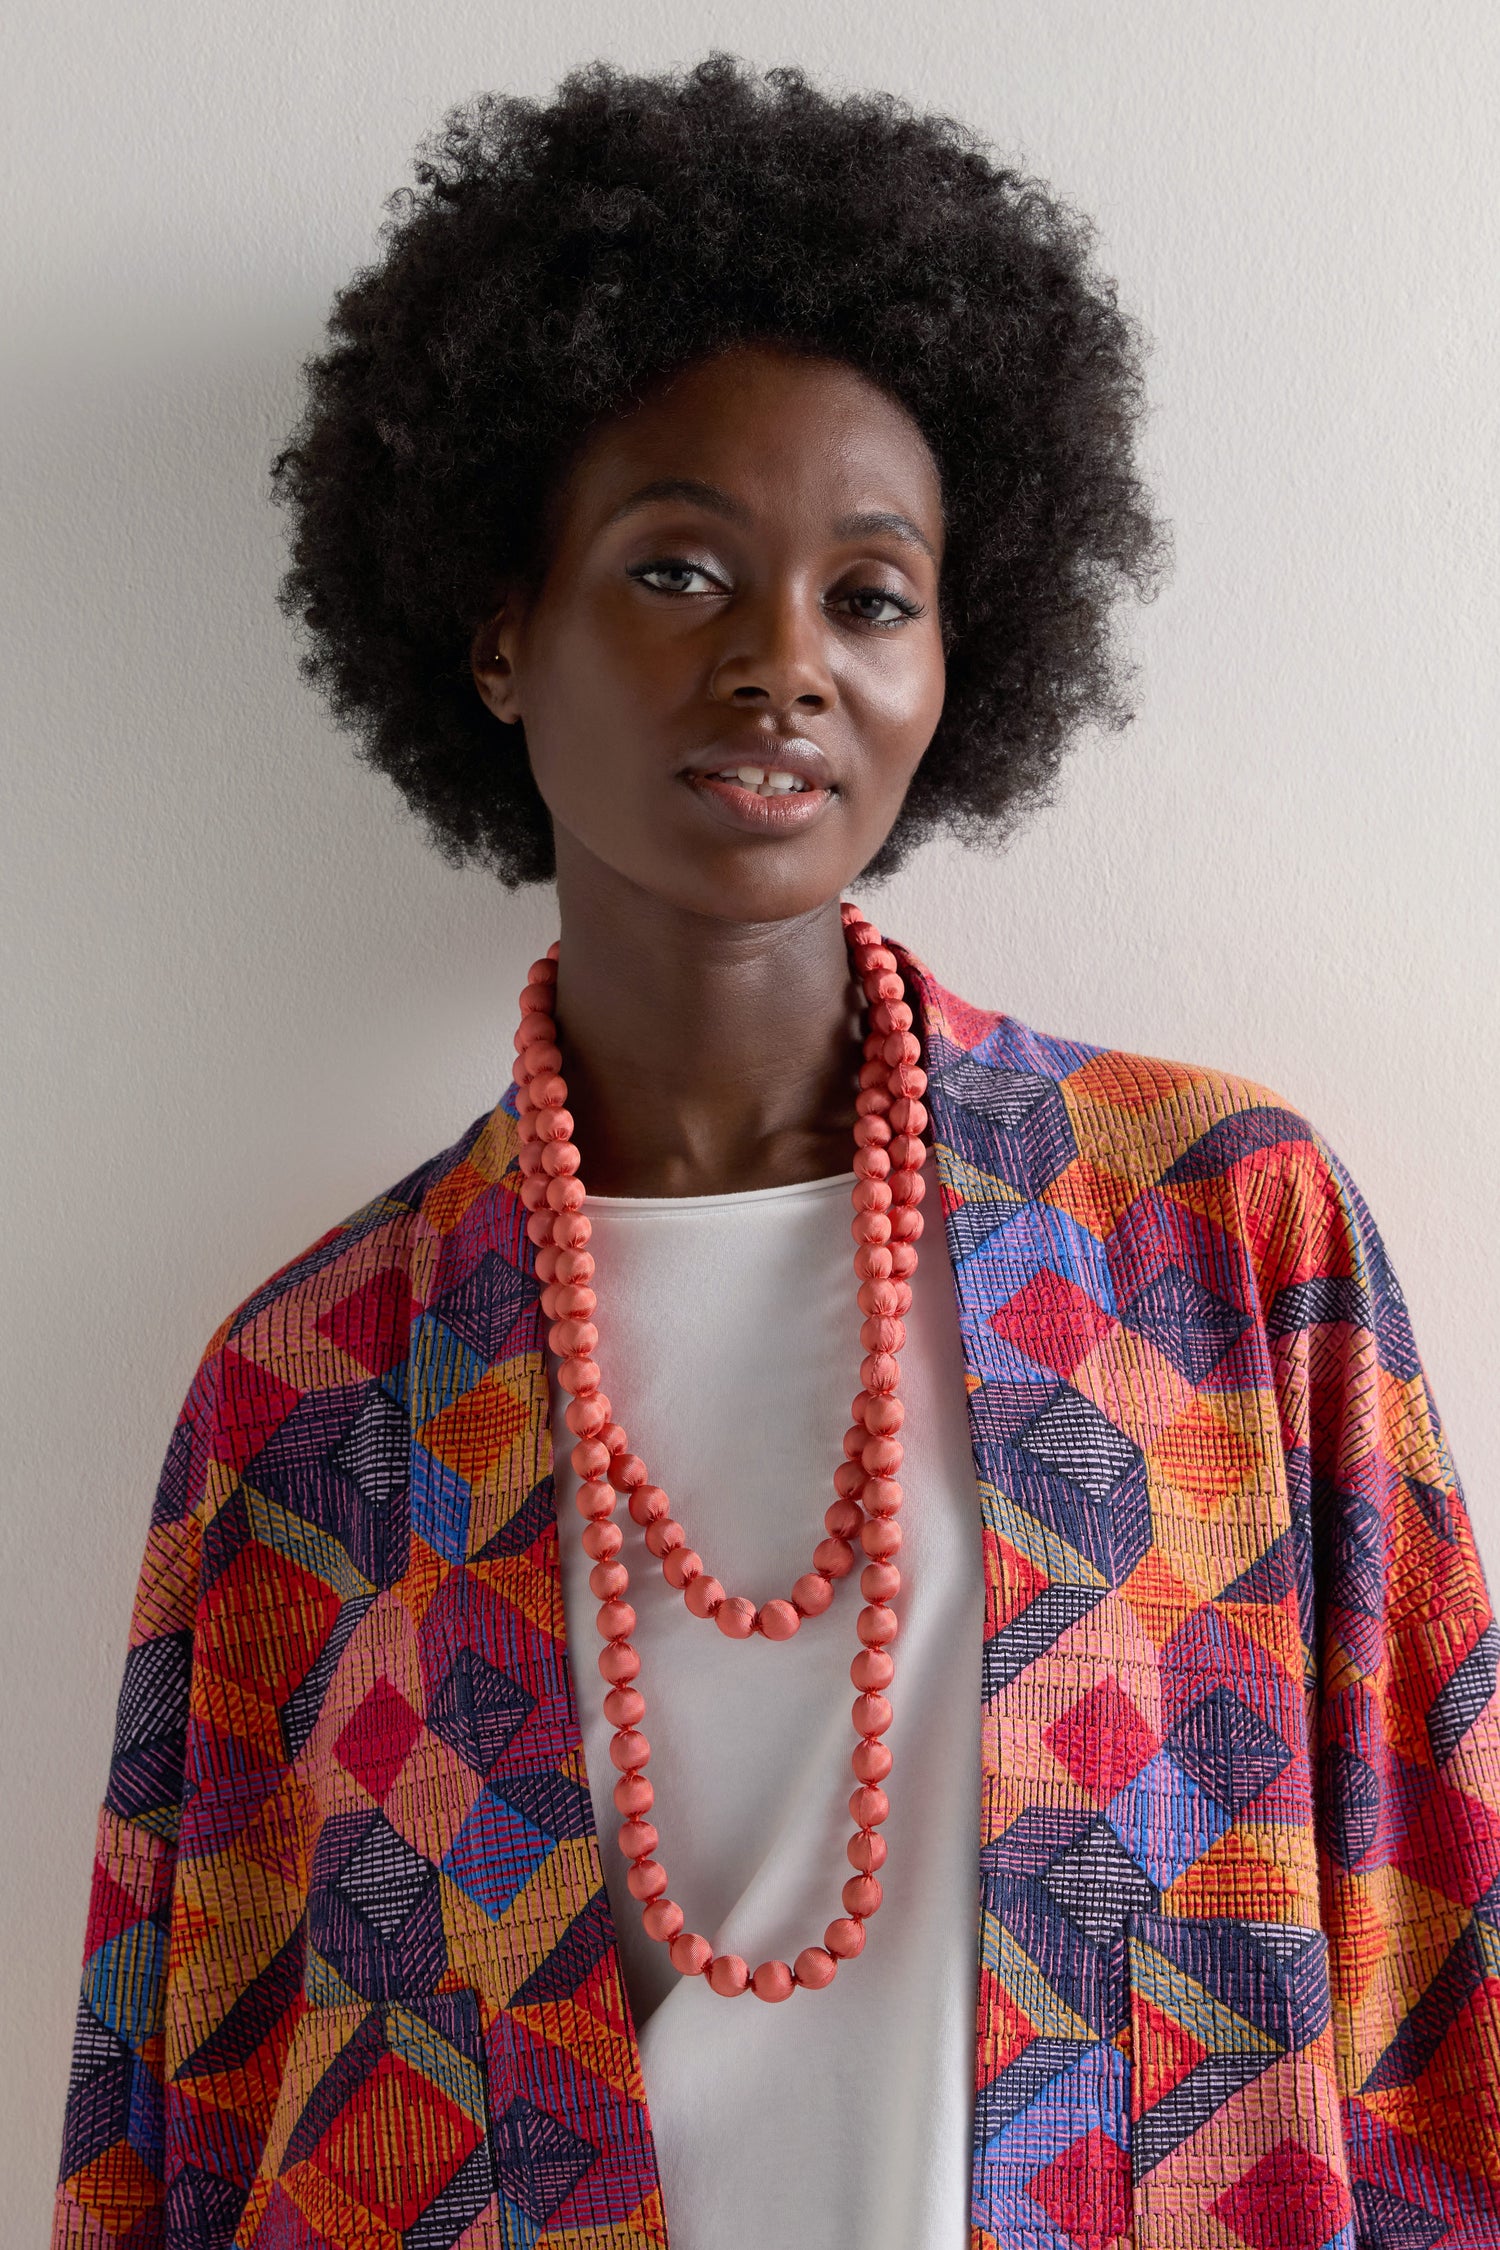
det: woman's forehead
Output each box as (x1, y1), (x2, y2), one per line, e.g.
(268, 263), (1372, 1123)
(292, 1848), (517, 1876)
(551, 344), (946, 544)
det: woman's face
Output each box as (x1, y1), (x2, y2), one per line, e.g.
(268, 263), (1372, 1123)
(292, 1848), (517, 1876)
(472, 343), (947, 924)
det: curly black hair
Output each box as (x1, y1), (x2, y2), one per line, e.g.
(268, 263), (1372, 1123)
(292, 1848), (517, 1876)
(271, 53), (1168, 887)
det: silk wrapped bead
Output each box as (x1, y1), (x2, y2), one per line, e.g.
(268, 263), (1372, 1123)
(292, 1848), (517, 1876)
(751, 1960), (794, 2002)
(565, 1393), (611, 1437)
(628, 1484), (670, 1524)
(791, 1571), (834, 1617)
(757, 1599), (801, 1640)
(861, 1436), (904, 1478)
(813, 1537), (854, 1578)
(851, 1649), (895, 1692)
(794, 1946), (837, 1989)
(555, 1314), (602, 1350)
(852, 1739), (893, 1784)
(824, 1496), (863, 1539)
(862, 1394), (904, 1437)
(857, 1604), (898, 1646)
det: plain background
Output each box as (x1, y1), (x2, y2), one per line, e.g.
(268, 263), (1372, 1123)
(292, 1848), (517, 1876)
(4, 0), (1498, 2228)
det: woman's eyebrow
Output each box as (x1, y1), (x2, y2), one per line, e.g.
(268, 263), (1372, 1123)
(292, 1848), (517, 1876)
(604, 477), (749, 528)
(834, 509), (938, 564)
(605, 480), (939, 564)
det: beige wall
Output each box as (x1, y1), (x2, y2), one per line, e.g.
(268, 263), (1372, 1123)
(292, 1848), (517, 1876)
(4, 0), (1497, 2225)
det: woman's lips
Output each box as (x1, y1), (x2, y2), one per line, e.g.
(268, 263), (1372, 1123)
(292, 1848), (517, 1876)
(682, 771), (835, 832)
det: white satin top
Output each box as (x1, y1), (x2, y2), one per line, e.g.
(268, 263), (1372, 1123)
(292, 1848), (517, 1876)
(552, 1168), (984, 2248)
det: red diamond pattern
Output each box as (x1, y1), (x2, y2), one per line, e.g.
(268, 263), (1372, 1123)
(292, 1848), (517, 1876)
(1028, 2128), (1132, 2247)
(1045, 1676), (1159, 1804)
(991, 1267), (1116, 1377)
(1212, 2138), (1353, 2248)
(334, 1679), (422, 1803)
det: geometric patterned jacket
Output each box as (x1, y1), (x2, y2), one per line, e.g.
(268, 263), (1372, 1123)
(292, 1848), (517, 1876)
(54, 935), (1500, 2250)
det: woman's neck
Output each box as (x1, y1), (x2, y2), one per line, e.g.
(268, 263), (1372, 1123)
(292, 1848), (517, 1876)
(543, 857), (863, 1198)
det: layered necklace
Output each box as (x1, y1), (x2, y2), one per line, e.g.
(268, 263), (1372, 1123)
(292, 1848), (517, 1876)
(513, 901), (928, 2002)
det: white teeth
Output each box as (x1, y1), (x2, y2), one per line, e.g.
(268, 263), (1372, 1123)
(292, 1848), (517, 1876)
(707, 764), (812, 797)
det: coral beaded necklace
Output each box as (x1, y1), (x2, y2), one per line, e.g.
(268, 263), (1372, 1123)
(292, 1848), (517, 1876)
(513, 902), (929, 2002)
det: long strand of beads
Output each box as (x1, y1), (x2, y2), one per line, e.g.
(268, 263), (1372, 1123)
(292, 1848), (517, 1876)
(515, 906), (927, 1636)
(512, 902), (929, 1996)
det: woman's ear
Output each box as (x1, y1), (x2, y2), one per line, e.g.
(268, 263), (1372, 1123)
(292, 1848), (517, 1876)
(470, 600), (525, 725)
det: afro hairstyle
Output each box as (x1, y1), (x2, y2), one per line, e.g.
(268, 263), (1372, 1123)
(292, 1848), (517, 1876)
(271, 52), (1169, 886)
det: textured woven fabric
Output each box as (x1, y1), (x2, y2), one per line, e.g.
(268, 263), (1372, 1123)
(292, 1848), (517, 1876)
(54, 937), (1500, 2248)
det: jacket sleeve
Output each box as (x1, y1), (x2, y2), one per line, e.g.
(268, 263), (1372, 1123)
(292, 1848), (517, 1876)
(1262, 1129), (1500, 2231)
(52, 1326), (227, 2249)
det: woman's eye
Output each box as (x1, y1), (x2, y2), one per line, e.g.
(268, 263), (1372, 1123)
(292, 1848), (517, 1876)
(841, 585), (924, 627)
(628, 559), (720, 595)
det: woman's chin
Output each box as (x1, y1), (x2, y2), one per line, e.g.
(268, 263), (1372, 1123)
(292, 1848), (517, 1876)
(551, 807), (876, 928)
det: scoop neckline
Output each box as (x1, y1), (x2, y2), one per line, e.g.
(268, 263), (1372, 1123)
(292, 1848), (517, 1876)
(582, 1169), (859, 1214)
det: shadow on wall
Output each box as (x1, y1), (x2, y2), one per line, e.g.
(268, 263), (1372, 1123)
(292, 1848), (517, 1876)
(4, 311), (559, 2246)
(7, 314), (551, 1266)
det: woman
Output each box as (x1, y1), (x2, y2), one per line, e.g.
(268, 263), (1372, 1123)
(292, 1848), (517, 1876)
(54, 54), (1500, 2250)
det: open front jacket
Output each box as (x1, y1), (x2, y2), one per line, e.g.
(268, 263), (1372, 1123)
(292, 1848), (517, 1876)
(55, 942), (1500, 2249)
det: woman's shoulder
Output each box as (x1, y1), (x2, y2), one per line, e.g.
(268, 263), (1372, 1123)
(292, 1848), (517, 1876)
(200, 1092), (523, 1375)
(916, 959), (1341, 1209)
(912, 962), (1418, 1371)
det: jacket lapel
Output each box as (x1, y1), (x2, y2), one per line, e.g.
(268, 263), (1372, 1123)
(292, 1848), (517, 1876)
(905, 946), (1142, 2242)
(408, 1087), (666, 2238)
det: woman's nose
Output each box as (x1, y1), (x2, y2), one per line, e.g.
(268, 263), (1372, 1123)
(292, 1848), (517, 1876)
(708, 589), (836, 713)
